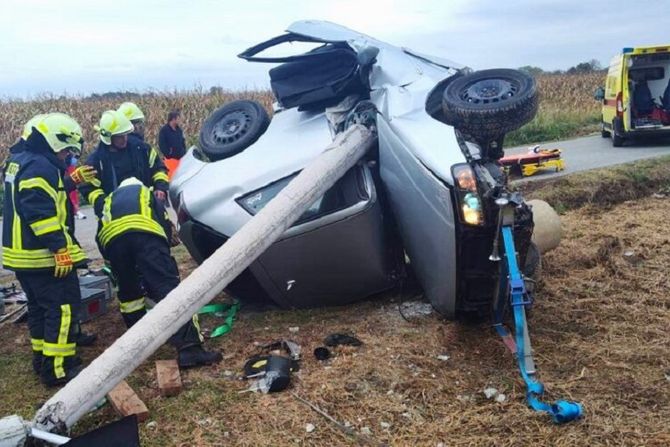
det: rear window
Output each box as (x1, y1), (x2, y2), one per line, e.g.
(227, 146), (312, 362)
(629, 66), (665, 81)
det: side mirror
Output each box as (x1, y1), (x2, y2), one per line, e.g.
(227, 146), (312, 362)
(594, 86), (605, 101)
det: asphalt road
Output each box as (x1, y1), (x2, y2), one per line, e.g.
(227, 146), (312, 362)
(0, 134), (668, 279)
(507, 134), (670, 182)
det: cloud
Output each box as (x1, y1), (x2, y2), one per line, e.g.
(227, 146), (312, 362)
(0, 0), (668, 97)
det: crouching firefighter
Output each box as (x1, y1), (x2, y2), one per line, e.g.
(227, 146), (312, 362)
(97, 177), (222, 368)
(2, 113), (88, 386)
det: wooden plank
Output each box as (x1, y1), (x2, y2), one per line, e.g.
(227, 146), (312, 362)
(34, 125), (375, 430)
(156, 360), (182, 397)
(107, 380), (149, 422)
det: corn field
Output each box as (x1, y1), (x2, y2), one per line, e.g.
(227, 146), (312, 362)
(0, 89), (274, 159)
(506, 72), (605, 146)
(0, 73), (605, 158)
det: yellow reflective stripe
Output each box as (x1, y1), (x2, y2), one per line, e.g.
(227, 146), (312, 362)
(57, 190), (67, 227)
(140, 186), (151, 218)
(149, 147), (158, 166)
(98, 216), (166, 247)
(3, 245), (86, 269)
(31, 338), (44, 352)
(58, 304), (71, 346)
(152, 172), (169, 183)
(88, 188), (105, 205)
(29, 216), (61, 236)
(42, 342), (76, 356)
(119, 297), (146, 314)
(18, 178), (58, 202)
(50, 304), (73, 378)
(10, 185), (22, 250)
(192, 315), (204, 342)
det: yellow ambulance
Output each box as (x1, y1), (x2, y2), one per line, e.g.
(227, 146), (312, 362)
(596, 45), (670, 146)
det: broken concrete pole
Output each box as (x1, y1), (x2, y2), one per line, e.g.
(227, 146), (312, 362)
(33, 124), (376, 432)
(528, 199), (562, 253)
(0, 416), (26, 447)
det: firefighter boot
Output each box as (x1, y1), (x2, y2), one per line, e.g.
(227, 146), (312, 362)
(77, 331), (97, 347)
(177, 345), (223, 369)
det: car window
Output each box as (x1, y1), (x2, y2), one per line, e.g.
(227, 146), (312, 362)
(237, 166), (369, 225)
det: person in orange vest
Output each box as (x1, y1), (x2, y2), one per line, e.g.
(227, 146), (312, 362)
(158, 110), (186, 179)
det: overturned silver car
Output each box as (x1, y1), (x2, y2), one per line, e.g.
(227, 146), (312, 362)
(170, 20), (539, 319)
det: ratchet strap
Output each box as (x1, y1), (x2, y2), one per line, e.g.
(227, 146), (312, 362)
(198, 301), (239, 338)
(494, 226), (583, 424)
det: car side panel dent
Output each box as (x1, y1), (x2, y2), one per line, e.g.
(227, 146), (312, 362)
(377, 117), (458, 318)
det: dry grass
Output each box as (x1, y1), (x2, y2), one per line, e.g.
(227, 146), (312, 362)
(1, 197), (669, 446)
(517, 155), (670, 213)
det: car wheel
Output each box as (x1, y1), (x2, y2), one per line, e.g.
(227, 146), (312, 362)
(611, 128), (624, 147)
(199, 100), (271, 161)
(601, 121), (611, 138)
(441, 69), (538, 146)
(523, 242), (542, 280)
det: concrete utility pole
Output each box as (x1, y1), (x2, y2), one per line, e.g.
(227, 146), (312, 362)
(32, 124), (376, 433)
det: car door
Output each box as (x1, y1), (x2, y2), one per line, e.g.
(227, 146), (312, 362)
(247, 163), (402, 308)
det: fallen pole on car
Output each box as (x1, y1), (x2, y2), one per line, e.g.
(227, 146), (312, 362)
(26, 124), (375, 435)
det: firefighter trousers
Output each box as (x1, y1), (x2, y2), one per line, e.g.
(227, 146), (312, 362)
(15, 270), (80, 383)
(105, 232), (202, 349)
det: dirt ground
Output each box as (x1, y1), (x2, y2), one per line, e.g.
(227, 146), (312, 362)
(1, 196), (669, 446)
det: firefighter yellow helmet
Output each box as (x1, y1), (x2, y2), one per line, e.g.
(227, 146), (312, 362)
(21, 114), (47, 140)
(31, 113), (84, 154)
(96, 110), (134, 145)
(118, 102), (145, 122)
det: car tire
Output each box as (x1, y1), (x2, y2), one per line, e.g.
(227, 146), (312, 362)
(199, 100), (271, 161)
(611, 119), (625, 147)
(441, 69), (538, 144)
(523, 242), (542, 280)
(601, 121), (611, 138)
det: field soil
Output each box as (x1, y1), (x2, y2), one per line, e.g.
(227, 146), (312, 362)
(1, 196), (669, 446)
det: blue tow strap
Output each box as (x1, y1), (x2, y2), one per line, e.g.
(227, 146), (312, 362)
(498, 226), (583, 424)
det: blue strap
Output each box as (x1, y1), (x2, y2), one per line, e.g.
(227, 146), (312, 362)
(500, 226), (583, 424)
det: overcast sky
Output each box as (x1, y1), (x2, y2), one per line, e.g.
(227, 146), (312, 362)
(0, 0), (667, 98)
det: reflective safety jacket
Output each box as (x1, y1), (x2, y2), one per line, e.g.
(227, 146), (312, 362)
(81, 135), (169, 218)
(97, 181), (172, 250)
(2, 149), (87, 271)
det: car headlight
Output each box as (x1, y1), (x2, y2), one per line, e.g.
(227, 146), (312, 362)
(452, 164), (484, 226)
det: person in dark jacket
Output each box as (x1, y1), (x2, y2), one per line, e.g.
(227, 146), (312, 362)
(158, 110), (186, 160)
(2, 113), (88, 386)
(97, 177), (222, 368)
(80, 110), (169, 222)
(3, 116), (99, 349)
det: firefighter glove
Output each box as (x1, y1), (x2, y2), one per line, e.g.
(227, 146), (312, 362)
(54, 248), (74, 278)
(70, 165), (98, 185)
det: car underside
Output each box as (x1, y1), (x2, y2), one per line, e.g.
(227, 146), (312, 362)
(170, 20), (538, 320)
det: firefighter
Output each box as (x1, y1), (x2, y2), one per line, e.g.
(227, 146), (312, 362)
(81, 109), (169, 222)
(97, 177), (222, 367)
(118, 101), (147, 141)
(3, 117), (99, 348)
(2, 113), (88, 386)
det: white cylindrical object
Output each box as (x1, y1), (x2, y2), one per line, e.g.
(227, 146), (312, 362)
(0, 415), (26, 447)
(33, 125), (376, 431)
(29, 429), (70, 445)
(528, 199), (562, 253)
